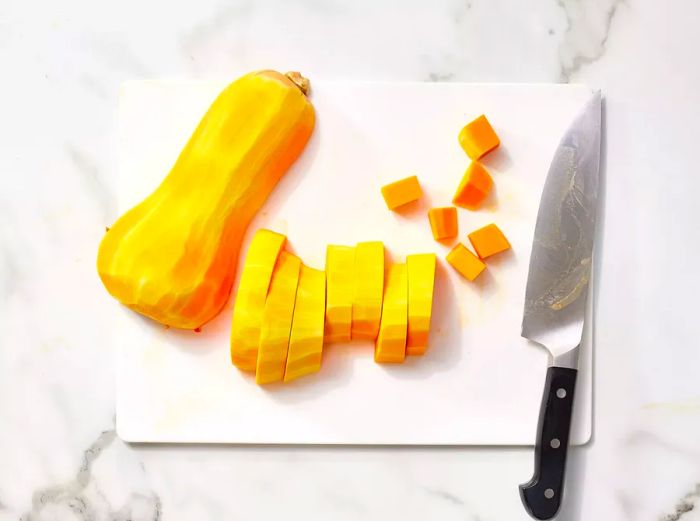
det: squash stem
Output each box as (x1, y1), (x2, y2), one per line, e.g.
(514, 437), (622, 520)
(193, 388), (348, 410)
(285, 71), (310, 96)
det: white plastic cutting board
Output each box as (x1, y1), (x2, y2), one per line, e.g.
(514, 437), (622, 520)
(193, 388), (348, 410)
(115, 80), (595, 445)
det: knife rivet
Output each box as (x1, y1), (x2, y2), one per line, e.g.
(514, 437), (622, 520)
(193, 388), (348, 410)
(556, 388), (567, 399)
(550, 438), (561, 449)
(544, 488), (555, 499)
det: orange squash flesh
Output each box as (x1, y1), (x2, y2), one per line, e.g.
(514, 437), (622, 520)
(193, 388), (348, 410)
(352, 241), (385, 340)
(453, 162), (493, 210)
(325, 245), (355, 343)
(406, 254), (436, 356)
(381, 176), (423, 210)
(230, 229), (286, 371)
(375, 263), (408, 363)
(468, 223), (511, 259)
(256, 252), (301, 384)
(459, 115), (500, 160)
(285, 265), (326, 382)
(446, 243), (486, 281)
(428, 207), (458, 241)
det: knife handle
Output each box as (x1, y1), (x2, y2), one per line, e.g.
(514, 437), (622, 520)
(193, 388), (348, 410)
(519, 366), (578, 520)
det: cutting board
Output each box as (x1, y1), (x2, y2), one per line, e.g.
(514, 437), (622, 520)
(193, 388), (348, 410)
(115, 80), (594, 445)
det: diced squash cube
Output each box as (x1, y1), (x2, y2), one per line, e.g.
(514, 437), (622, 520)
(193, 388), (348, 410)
(453, 162), (493, 210)
(352, 241), (385, 339)
(428, 207), (458, 240)
(468, 223), (511, 259)
(325, 245), (355, 343)
(446, 243), (486, 281)
(458, 115), (500, 160)
(231, 229), (286, 371)
(406, 254), (436, 356)
(375, 263), (408, 363)
(256, 252), (301, 384)
(381, 175), (422, 210)
(285, 265), (326, 383)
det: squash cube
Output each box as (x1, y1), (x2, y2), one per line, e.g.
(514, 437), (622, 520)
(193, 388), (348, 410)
(446, 243), (486, 281)
(468, 223), (511, 259)
(428, 207), (458, 240)
(459, 115), (500, 160)
(453, 162), (493, 210)
(381, 175), (422, 210)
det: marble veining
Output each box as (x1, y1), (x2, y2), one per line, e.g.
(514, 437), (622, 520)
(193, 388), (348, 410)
(556, 0), (625, 82)
(661, 484), (699, 521)
(423, 487), (467, 506)
(2, 0), (700, 520)
(22, 429), (161, 521)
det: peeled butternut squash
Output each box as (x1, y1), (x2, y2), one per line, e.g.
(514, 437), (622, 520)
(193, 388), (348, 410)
(468, 223), (511, 259)
(286, 265), (326, 382)
(229, 228), (438, 383)
(447, 243), (486, 281)
(458, 115), (500, 160)
(325, 245), (355, 343)
(97, 70), (315, 330)
(375, 263), (408, 363)
(230, 229), (286, 371)
(428, 207), (458, 241)
(381, 175), (422, 210)
(406, 254), (436, 356)
(453, 161), (493, 210)
(352, 241), (385, 340)
(256, 252), (301, 384)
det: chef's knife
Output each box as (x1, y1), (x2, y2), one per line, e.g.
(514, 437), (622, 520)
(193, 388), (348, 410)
(519, 92), (602, 520)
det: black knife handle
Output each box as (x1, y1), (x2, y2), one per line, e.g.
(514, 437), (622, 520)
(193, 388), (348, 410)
(519, 366), (578, 520)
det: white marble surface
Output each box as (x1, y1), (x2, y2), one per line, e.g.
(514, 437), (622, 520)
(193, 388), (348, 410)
(1, 0), (700, 520)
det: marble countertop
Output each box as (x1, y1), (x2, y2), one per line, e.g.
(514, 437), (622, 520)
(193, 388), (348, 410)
(2, 1), (700, 520)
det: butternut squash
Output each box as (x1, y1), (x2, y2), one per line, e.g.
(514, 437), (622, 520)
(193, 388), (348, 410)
(256, 252), (301, 384)
(458, 114), (500, 160)
(428, 207), (458, 240)
(97, 70), (315, 330)
(375, 263), (408, 363)
(453, 161), (493, 210)
(352, 242), (385, 340)
(406, 254), (436, 355)
(229, 229), (438, 382)
(286, 265), (326, 382)
(230, 229), (286, 371)
(468, 223), (511, 259)
(381, 175), (422, 210)
(325, 245), (355, 343)
(446, 243), (486, 281)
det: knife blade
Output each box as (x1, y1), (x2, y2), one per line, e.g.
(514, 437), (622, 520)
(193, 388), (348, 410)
(519, 91), (602, 520)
